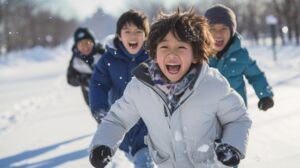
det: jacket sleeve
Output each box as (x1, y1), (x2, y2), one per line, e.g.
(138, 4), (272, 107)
(90, 79), (141, 154)
(216, 77), (252, 159)
(242, 49), (274, 99)
(89, 54), (112, 114)
(67, 57), (81, 86)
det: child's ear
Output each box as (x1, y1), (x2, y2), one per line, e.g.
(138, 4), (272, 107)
(118, 35), (122, 41)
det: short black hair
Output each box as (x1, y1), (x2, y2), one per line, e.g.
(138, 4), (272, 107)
(113, 9), (149, 48)
(146, 9), (214, 64)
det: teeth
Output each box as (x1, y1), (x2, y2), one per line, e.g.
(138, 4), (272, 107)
(166, 64), (180, 73)
(167, 64), (180, 66)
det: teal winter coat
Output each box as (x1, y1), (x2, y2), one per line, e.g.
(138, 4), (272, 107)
(209, 34), (273, 106)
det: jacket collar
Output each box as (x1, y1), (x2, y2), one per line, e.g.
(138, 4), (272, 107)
(72, 45), (97, 65)
(222, 33), (243, 59)
(132, 60), (208, 113)
(132, 60), (206, 92)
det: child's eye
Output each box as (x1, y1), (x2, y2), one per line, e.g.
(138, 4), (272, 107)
(178, 46), (186, 49)
(136, 30), (144, 34)
(159, 46), (168, 49)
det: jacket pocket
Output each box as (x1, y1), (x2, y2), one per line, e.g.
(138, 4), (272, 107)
(145, 135), (170, 164)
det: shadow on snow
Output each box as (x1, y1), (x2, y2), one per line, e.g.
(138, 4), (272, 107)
(0, 134), (92, 168)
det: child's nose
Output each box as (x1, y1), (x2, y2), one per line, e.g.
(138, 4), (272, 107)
(130, 32), (139, 37)
(167, 50), (178, 58)
(214, 30), (224, 37)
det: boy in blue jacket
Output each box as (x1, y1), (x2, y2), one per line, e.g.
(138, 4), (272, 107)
(205, 4), (274, 110)
(89, 10), (153, 168)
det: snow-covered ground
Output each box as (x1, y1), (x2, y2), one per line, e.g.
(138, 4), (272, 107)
(0, 43), (300, 168)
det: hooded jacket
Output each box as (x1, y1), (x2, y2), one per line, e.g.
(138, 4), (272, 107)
(90, 62), (252, 168)
(89, 37), (149, 155)
(209, 34), (273, 105)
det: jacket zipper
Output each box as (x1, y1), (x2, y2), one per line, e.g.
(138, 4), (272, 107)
(138, 80), (172, 126)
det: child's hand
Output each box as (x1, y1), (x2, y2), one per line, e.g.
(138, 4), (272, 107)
(90, 145), (112, 168)
(258, 97), (274, 111)
(214, 140), (240, 167)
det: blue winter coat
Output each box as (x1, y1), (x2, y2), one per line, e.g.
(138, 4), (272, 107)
(89, 40), (149, 155)
(209, 34), (273, 106)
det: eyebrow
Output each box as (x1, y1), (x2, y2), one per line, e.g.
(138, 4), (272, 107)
(160, 39), (185, 43)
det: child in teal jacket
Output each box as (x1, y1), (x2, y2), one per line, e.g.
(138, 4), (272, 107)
(205, 4), (274, 111)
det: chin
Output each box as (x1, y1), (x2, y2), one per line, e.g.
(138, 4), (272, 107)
(215, 47), (224, 52)
(168, 76), (181, 82)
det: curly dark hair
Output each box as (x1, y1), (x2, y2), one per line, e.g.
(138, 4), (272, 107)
(146, 8), (214, 64)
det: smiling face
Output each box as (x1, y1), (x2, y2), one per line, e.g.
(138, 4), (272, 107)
(77, 39), (94, 55)
(118, 23), (147, 54)
(209, 23), (231, 52)
(155, 32), (196, 82)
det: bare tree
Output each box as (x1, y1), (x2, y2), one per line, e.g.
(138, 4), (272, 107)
(273, 0), (293, 42)
(290, 0), (300, 45)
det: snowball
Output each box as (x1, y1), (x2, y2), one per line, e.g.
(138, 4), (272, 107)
(197, 144), (209, 152)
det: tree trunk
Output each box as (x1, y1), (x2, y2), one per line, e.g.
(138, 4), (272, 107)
(294, 22), (300, 45)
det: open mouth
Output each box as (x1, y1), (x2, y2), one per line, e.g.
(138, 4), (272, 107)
(128, 42), (138, 49)
(166, 64), (181, 74)
(215, 40), (224, 47)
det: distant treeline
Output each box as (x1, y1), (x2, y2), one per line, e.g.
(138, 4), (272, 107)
(1, 0), (299, 55)
(130, 0), (300, 46)
(0, 0), (78, 54)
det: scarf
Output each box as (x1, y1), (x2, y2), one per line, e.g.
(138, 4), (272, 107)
(148, 60), (198, 111)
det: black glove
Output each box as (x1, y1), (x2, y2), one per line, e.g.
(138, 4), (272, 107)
(258, 97), (274, 111)
(90, 145), (112, 168)
(214, 140), (240, 167)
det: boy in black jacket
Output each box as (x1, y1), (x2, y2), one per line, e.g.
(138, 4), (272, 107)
(67, 27), (105, 105)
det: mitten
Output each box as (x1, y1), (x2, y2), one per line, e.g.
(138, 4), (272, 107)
(214, 140), (241, 167)
(90, 145), (112, 168)
(258, 97), (274, 111)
